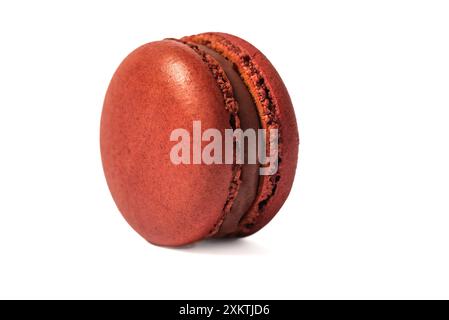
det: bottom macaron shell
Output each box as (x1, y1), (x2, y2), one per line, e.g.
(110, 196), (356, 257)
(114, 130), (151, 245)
(183, 33), (299, 237)
(100, 40), (236, 246)
(221, 33), (299, 236)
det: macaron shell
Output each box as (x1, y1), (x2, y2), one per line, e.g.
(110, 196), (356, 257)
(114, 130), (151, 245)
(220, 33), (299, 236)
(100, 40), (235, 246)
(183, 33), (299, 236)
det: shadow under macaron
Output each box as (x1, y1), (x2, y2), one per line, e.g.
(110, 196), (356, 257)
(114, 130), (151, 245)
(171, 238), (269, 256)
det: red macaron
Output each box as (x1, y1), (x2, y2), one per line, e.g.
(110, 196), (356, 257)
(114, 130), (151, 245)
(100, 32), (299, 246)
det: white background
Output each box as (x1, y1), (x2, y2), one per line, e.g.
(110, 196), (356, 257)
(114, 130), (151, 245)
(1, 0), (448, 299)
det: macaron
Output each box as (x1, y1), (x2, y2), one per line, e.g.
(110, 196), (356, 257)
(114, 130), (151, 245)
(100, 32), (299, 246)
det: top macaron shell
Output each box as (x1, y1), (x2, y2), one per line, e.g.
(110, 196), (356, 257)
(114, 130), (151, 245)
(101, 40), (235, 246)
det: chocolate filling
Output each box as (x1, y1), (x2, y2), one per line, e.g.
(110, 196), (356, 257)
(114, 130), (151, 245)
(196, 45), (261, 237)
